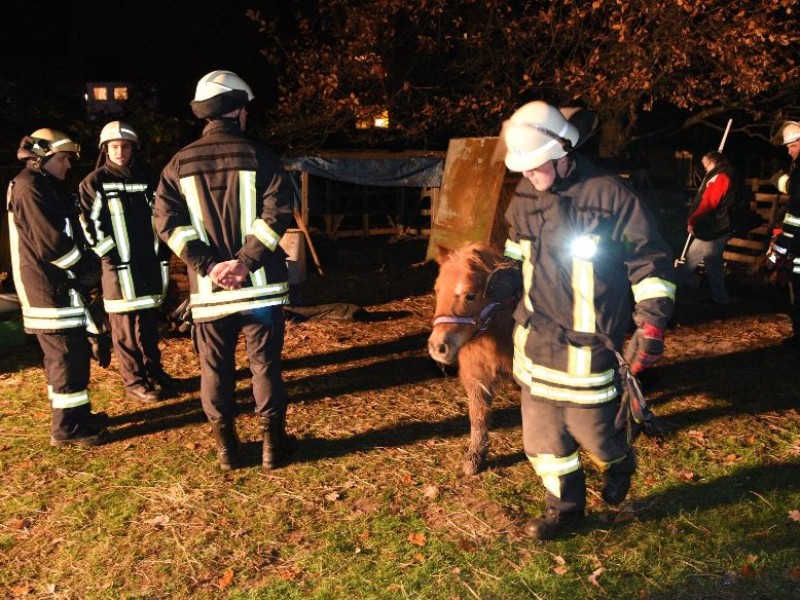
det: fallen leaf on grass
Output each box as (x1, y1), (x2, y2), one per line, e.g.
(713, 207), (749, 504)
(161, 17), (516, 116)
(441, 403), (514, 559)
(185, 441), (199, 451)
(678, 470), (697, 482)
(789, 567), (800, 582)
(723, 453), (739, 463)
(788, 510), (800, 522)
(638, 589), (651, 599)
(8, 517), (32, 531)
(614, 505), (637, 523)
(218, 568), (234, 589)
(414, 553), (425, 562)
(687, 429), (706, 444)
(553, 565), (568, 575)
(423, 484), (439, 499)
(407, 532), (426, 546)
(324, 491), (341, 502)
(10, 583), (31, 597)
(740, 563), (756, 577)
(400, 473), (413, 485)
(277, 565), (302, 581)
(588, 567), (605, 586)
(144, 515), (170, 529)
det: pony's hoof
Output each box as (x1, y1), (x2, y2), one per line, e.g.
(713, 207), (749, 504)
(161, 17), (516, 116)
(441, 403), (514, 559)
(462, 454), (485, 476)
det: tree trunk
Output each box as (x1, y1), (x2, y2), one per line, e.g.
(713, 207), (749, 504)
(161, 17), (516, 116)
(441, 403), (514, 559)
(595, 101), (640, 159)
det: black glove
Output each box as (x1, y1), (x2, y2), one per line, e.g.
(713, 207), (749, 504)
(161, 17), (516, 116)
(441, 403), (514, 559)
(485, 261), (522, 302)
(89, 333), (112, 368)
(624, 323), (665, 375)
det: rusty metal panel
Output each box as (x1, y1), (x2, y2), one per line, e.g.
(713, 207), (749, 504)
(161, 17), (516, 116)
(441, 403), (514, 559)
(426, 137), (510, 261)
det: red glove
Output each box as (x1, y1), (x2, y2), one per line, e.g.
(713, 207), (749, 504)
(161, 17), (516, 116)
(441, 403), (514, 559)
(624, 323), (665, 375)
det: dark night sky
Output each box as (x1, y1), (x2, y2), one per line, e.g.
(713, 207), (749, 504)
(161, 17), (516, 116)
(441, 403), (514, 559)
(3, 1), (273, 116)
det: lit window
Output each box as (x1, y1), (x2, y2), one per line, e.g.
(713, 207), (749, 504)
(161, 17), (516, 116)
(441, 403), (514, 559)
(356, 106), (389, 130)
(113, 87), (128, 101)
(93, 87), (108, 101)
(373, 110), (390, 129)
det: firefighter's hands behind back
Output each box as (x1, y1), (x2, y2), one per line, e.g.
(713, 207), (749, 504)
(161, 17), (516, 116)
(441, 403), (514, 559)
(209, 259), (249, 291)
(624, 323), (665, 375)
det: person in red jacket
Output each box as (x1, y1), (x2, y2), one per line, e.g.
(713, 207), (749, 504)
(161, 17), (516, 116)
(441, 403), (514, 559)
(677, 151), (739, 306)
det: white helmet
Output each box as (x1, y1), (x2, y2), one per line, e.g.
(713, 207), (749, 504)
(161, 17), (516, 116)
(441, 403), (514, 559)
(17, 128), (81, 162)
(99, 121), (139, 148)
(774, 121), (800, 146)
(191, 70), (254, 119)
(502, 101), (579, 172)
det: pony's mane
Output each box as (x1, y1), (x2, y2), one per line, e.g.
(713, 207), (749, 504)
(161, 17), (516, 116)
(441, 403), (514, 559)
(449, 243), (501, 275)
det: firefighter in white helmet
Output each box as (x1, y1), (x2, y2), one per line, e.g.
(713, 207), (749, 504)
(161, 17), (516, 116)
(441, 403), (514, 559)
(7, 128), (109, 446)
(768, 120), (800, 347)
(154, 70), (295, 472)
(77, 121), (174, 403)
(501, 100), (676, 539)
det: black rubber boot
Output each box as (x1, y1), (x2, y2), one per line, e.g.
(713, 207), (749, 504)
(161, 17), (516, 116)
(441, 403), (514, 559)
(602, 451), (637, 506)
(260, 414), (297, 471)
(209, 418), (239, 471)
(50, 411), (109, 448)
(523, 507), (585, 540)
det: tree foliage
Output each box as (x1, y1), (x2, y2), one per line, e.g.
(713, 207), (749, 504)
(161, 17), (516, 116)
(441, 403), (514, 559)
(249, 0), (800, 156)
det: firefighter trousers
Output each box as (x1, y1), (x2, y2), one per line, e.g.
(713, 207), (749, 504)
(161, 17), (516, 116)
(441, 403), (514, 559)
(36, 330), (93, 440)
(521, 386), (631, 514)
(108, 309), (163, 388)
(194, 306), (288, 423)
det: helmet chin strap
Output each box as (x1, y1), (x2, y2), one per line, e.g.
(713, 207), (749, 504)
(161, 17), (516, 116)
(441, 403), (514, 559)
(551, 158), (564, 186)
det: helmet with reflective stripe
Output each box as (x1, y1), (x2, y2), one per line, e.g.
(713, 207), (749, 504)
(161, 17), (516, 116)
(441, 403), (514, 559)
(99, 121), (139, 148)
(191, 70), (254, 119)
(773, 120), (800, 146)
(502, 101), (579, 172)
(17, 128), (81, 162)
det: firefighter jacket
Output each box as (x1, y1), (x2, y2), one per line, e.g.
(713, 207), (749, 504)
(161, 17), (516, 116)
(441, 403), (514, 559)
(78, 159), (169, 314)
(773, 162), (800, 271)
(154, 119), (293, 323)
(687, 164), (736, 241)
(6, 165), (100, 333)
(503, 154), (676, 407)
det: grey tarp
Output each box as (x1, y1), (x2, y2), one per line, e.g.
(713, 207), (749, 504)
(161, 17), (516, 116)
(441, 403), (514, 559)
(283, 155), (443, 188)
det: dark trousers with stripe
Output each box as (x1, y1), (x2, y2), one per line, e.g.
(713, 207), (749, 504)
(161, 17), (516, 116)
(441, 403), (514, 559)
(36, 330), (92, 440)
(521, 387), (631, 514)
(194, 306), (288, 422)
(108, 309), (163, 388)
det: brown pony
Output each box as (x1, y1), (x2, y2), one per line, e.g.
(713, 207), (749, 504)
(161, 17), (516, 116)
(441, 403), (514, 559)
(428, 243), (517, 475)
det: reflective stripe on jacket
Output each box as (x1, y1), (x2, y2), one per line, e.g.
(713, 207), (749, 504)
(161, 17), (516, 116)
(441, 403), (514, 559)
(154, 120), (293, 323)
(774, 163), (800, 260)
(6, 167), (96, 333)
(504, 154), (675, 407)
(78, 161), (168, 314)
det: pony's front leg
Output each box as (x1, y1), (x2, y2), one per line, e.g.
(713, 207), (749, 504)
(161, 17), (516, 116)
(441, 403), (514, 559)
(461, 377), (493, 476)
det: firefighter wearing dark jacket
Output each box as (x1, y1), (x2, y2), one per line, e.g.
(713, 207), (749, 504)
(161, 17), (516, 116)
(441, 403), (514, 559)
(500, 101), (675, 540)
(769, 120), (800, 347)
(676, 151), (737, 306)
(154, 70), (296, 472)
(79, 121), (173, 403)
(7, 129), (109, 447)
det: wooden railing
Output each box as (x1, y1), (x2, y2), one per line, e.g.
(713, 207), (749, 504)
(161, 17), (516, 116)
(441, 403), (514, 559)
(722, 178), (789, 272)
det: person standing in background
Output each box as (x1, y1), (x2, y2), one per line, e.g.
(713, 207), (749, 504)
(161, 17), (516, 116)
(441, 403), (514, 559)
(78, 121), (174, 403)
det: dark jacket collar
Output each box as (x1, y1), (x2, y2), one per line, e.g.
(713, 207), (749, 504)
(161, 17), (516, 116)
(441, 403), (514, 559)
(202, 119), (243, 137)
